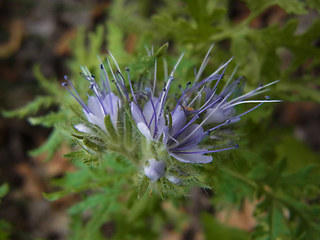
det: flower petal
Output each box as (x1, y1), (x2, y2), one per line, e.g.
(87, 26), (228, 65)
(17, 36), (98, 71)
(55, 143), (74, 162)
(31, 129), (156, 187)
(84, 111), (106, 131)
(137, 122), (153, 140)
(130, 102), (145, 124)
(171, 106), (186, 136)
(102, 93), (121, 127)
(74, 123), (93, 134)
(87, 96), (104, 118)
(170, 146), (212, 164)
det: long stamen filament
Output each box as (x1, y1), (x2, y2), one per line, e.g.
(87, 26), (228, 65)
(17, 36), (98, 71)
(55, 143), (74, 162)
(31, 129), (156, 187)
(194, 43), (214, 83)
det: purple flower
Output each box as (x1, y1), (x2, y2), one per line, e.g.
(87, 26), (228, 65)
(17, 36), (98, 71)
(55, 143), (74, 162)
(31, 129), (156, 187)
(130, 97), (165, 140)
(162, 106), (213, 163)
(130, 46), (280, 165)
(62, 65), (121, 133)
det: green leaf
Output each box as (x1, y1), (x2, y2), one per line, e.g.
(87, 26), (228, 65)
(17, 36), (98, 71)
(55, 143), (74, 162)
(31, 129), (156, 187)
(306, 0), (320, 13)
(29, 129), (63, 161)
(33, 65), (61, 96)
(245, 0), (307, 15)
(202, 212), (250, 240)
(0, 219), (12, 240)
(68, 192), (110, 215)
(43, 190), (71, 201)
(28, 112), (66, 127)
(275, 135), (319, 172)
(269, 202), (289, 239)
(2, 96), (55, 118)
(0, 183), (9, 200)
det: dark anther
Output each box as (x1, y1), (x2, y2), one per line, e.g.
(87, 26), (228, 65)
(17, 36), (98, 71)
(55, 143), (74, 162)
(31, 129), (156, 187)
(235, 144), (239, 149)
(61, 82), (68, 87)
(100, 64), (104, 69)
(187, 82), (191, 85)
(91, 75), (95, 79)
(125, 67), (130, 71)
(64, 75), (69, 80)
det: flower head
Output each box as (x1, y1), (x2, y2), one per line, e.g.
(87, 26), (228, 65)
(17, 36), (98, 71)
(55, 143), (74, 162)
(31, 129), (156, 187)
(129, 46), (280, 166)
(63, 46), (280, 186)
(62, 64), (121, 133)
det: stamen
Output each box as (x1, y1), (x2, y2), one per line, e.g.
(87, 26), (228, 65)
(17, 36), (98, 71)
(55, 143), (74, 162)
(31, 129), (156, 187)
(172, 82), (192, 114)
(171, 96), (222, 143)
(157, 76), (174, 121)
(90, 84), (108, 115)
(227, 99), (282, 108)
(227, 80), (279, 106)
(171, 132), (207, 151)
(152, 58), (157, 96)
(186, 85), (206, 109)
(115, 72), (129, 101)
(112, 80), (124, 101)
(61, 82), (89, 113)
(98, 57), (114, 114)
(174, 89), (234, 146)
(126, 68), (148, 126)
(207, 119), (231, 133)
(172, 144), (238, 155)
(194, 43), (214, 83)
(64, 75), (85, 104)
(170, 53), (184, 77)
(207, 57), (233, 81)
(146, 95), (158, 138)
(210, 58), (231, 94)
(108, 50), (122, 74)
(163, 57), (168, 82)
(222, 65), (238, 92)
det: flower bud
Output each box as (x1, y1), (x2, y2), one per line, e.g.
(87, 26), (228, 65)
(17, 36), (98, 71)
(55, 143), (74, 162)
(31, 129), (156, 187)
(144, 159), (166, 182)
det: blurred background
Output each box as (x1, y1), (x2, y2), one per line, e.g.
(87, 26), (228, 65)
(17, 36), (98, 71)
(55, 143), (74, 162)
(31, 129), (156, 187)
(1, 0), (320, 239)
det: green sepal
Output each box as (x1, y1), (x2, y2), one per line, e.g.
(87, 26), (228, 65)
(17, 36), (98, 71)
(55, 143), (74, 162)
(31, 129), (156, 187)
(124, 110), (133, 147)
(104, 115), (118, 140)
(155, 42), (169, 57)
(83, 138), (105, 152)
(71, 134), (85, 140)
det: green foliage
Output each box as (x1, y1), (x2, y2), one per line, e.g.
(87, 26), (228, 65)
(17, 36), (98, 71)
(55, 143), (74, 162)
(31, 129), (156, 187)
(2, 96), (54, 118)
(0, 183), (9, 201)
(3, 0), (320, 239)
(245, 0), (308, 15)
(202, 212), (250, 240)
(0, 220), (11, 240)
(0, 184), (11, 240)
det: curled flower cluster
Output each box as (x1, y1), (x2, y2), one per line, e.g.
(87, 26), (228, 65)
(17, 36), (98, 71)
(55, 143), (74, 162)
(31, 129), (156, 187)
(62, 46), (280, 185)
